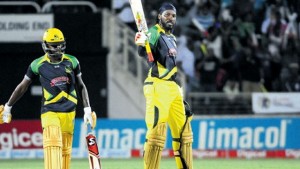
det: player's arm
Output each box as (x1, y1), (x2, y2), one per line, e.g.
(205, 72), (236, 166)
(76, 73), (90, 108)
(135, 31), (148, 58)
(136, 29), (156, 59)
(1, 63), (37, 123)
(75, 65), (96, 129)
(137, 46), (147, 57)
(7, 76), (32, 106)
(0, 76), (32, 124)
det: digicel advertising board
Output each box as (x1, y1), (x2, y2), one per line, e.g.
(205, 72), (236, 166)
(0, 120), (43, 149)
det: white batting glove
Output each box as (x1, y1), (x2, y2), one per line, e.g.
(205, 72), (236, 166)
(135, 32), (147, 46)
(84, 107), (97, 129)
(0, 103), (12, 124)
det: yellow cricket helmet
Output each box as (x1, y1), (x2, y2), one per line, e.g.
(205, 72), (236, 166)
(43, 28), (65, 42)
(42, 28), (66, 58)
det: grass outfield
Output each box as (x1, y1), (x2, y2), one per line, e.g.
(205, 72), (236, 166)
(1, 158), (300, 169)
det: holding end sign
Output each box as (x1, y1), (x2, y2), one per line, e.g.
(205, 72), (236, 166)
(0, 14), (53, 42)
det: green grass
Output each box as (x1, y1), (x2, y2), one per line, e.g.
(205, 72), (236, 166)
(0, 158), (300, 169)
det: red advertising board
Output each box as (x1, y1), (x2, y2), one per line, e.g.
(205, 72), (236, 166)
(0, 120), (42, 149)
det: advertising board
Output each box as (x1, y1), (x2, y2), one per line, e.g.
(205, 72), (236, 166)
(1, 117), (299, 158)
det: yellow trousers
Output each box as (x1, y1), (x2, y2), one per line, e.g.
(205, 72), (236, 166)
(41, 111), (75, 169)
(143, 77), (186, 148)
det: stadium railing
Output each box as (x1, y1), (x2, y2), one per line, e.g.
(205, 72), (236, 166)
(187, 92), (253, 115)
(102, 8), (148, 116)
(0, 1), (41, 13)
(41, 1), (98, 13)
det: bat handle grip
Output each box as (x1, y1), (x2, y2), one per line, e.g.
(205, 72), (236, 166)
(145, 41), (154, 62)
(87, 123), (93, 133)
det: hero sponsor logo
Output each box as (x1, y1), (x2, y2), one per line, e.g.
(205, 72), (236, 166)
(199, 120), (290, 149)
(0, 128), (43, 149)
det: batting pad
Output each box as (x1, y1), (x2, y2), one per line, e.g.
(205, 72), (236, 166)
(62, 132), (73, 169)
(174, 116), (193, 169)
(0, 105), (4, 124)
(43, 125), (63, 169)
(144, 123), (166, 169)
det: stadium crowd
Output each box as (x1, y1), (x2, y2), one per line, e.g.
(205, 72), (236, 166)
(1, 0), (300, 94)
(115, 0), (300, 94)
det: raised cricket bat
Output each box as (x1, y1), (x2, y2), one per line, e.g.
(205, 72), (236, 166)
(86, 123), (102, 169)
(129, 0), (154, 62)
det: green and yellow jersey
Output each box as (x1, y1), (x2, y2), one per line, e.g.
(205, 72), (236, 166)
(140, 24), (178, 81)
(26, 54), (80, 113)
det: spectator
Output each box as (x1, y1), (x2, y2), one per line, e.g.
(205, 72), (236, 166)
(258, 41), (282, 91)
(236, 11), (258, 48)
(191, 2), (216, 36)
(238, 47), (264, 92)
(177, 35), (198, 93)
(196, 47), (220, 92)
(281, 63), (300, 91)
(113, 0), (136, 30)
(219, 8), (239, 59)
(231, 0), (254, 19)
(221, 0), (234, 8)
(176, 1), (194, 35)
(206, 24), (223, 60)
(262, 7), (287, 49)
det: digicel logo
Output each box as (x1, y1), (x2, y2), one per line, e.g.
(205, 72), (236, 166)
(0, 120), (43, 149)
(0, 128), (43, 149)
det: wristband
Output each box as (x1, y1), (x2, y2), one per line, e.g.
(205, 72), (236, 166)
(84, 107), (92, 114)
(5, 103), (12, 111)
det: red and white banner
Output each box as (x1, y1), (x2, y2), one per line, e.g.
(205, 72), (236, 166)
(130, 149), (300, 159)
(0, 121), (42, 150)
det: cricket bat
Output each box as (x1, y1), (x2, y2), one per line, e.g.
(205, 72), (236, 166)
(129, 0), (154, 62)
(86, 123), (102, 169)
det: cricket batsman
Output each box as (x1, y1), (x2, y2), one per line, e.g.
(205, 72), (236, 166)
(134, 3), (194, 169)
(0, 28), (97, 169)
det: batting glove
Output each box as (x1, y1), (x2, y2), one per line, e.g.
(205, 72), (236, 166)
(0, 103), (12, 124)
(84, 107), (97, 129)
(135, 32), (147, 46)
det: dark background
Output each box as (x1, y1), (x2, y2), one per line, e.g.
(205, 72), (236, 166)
(0, 13), (108, 119)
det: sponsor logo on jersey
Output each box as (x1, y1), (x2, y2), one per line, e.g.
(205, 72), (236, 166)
(65, 66), (72, 73)
(50, 76), (69, 87)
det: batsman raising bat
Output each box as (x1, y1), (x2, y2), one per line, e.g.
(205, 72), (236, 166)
(0, 28), (97, 169)
(133, 2), (194, 169)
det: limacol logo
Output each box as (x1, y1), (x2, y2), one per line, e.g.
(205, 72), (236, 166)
(198, 120), (289, 149)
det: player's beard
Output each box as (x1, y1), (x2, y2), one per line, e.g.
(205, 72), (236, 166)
(161, 20), (175, 31)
